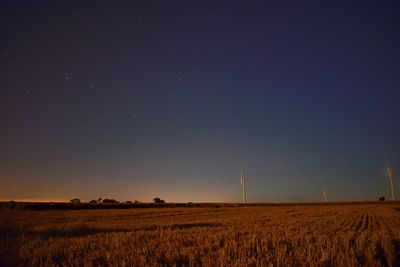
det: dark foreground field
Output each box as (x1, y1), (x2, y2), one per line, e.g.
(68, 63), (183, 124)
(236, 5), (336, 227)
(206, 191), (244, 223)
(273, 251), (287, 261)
(1, 203), (400, 266)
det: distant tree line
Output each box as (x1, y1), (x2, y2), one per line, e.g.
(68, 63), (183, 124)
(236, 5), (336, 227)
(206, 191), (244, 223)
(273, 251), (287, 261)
(70, 197), (166, 204)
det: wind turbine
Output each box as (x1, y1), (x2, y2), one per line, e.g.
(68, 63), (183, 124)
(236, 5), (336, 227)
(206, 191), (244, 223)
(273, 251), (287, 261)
(322, 188), (328, 203)
(386, 166), (395, 201)
(240, 170), (246, 204)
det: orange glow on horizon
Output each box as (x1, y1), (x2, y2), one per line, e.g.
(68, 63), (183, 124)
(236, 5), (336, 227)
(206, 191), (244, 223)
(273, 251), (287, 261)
(0, 198), (69, 203)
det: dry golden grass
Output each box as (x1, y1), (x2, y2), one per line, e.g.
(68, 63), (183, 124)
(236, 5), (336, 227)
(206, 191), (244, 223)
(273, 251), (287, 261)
(1, 204), (400, 266)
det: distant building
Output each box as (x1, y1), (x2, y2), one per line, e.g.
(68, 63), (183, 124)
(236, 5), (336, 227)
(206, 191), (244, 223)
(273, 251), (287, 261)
(153, 197), (165, 204)
(70, 198), (81, 204)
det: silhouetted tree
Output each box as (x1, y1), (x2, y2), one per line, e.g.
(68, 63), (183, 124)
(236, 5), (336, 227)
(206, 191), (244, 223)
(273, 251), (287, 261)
(153, 197), (165, 204)
(89, 200), (97, 204)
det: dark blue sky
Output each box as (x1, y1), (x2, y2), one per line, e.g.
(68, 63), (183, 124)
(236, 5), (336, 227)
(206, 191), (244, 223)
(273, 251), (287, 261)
(1, 1), (399, 202)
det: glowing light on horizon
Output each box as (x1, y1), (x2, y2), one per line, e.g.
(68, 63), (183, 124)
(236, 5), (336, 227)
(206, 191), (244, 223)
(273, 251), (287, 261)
(0, 198), (69, 203)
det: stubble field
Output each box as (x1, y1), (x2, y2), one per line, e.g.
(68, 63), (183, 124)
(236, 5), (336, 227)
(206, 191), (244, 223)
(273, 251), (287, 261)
(1, 203), (400, 266)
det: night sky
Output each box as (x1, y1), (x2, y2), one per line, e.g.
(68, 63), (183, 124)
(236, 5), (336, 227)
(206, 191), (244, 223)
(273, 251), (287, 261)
(1, 1), (400, 202)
